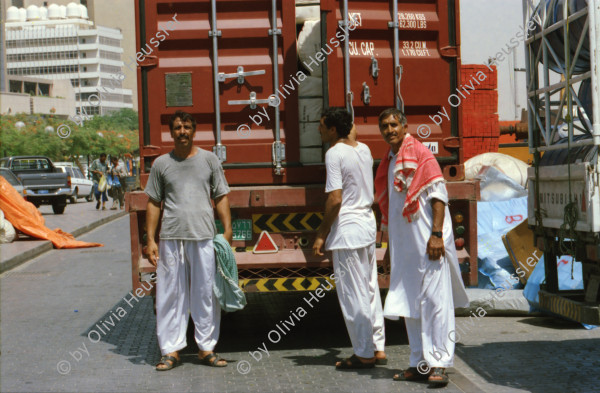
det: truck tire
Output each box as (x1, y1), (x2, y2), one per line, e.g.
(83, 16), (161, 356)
(52, 203), (66, 214)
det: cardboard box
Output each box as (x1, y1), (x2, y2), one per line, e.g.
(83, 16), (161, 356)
(502, 220), (543, 285)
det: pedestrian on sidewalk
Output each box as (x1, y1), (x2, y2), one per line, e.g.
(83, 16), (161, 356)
(313, 107), (386, 370)
(145, 110), (232, 371)
(374, 108), (469, 386)
(89, 153), (108, 210)
(108, 156), (127, 210)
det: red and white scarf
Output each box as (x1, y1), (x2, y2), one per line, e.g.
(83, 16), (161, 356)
(375, 134), (444, 225)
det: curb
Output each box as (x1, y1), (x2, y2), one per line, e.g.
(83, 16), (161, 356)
(0, 211), (127, 274)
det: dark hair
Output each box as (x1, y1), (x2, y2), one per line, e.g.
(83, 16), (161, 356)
(169, 110), (197, 132)
(99, 153), (107, 158)
(321, 107), (353, 138)
(378, 108), (407, 129)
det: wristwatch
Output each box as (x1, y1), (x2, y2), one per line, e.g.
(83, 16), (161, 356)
(431, 231), (443, 238)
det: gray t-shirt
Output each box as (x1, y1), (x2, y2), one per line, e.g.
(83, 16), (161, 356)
(89, 158), (108, 184)
(144, 148), (230, 240)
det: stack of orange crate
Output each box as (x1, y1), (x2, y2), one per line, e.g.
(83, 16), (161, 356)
(461, 65), (499, 160)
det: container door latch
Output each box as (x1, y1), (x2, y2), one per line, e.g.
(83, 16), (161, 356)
(218, 66), (266, 85)
(228, 91), (277, 110)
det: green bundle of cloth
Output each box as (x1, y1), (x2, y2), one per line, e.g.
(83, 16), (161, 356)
(213, 234), (247, 312)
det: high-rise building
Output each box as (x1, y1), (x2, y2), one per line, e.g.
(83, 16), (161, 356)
(4, 3), (133, 117)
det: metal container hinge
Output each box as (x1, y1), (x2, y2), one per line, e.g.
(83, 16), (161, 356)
(371, 57), (379, 78)
(362, 82), (371, 105)
(268, 28), (281, 36)
(208, 30), (222, 37)
(213, 144), (227, 163)
(272, 141), (286, 175)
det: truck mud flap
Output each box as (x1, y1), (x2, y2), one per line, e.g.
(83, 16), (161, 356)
(538, 290), (600, 325)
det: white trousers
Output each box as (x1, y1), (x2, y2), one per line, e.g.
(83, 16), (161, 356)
(156, 239), (220, 355)
(404, 299), (455, 368)
(332, 244), (385, 358)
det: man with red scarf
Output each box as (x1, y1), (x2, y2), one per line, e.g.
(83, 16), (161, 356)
(374, 108), (468, 386)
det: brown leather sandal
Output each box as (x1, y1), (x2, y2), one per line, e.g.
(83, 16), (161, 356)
(428, 367), (449, 386)
(393, 367), (430, 381)
(155, 355), (179, 371)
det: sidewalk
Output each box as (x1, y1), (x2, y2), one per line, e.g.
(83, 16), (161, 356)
(0, 201), (127, 273)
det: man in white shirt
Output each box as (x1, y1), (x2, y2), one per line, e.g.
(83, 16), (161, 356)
(313, 107), (386, 369)
(374, 108), (469, 386)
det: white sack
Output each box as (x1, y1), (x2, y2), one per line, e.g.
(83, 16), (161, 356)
(465, 152), (529, 188)
(0, 210), (16, 244)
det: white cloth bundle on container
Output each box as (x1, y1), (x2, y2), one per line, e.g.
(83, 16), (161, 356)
(465, 152), (529, 188)
(297, 20), (322, 76)
(299, 122), (322, 147)
(295, 5), (319, 24)
(299, 98), (323, 122)
(298, 76), (323, 97)
(300, 147), (322, 163)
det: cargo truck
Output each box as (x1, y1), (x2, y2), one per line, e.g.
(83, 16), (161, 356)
(524, 0), (600, 324)
(127, 0), (480, 296)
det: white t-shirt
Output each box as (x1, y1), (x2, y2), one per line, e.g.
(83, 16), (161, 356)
(324, 141), (377, 250)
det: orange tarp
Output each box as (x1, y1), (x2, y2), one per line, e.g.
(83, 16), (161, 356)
(0, 177), (102, 249)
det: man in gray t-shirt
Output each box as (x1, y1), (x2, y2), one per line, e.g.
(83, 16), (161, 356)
(145, 110), (232, 371)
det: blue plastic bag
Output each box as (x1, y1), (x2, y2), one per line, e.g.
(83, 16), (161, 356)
(107, 175), (121, 188)
(523, 254), (597, 329)
(477, 197), (528, 289)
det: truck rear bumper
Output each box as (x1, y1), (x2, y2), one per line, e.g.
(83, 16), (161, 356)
(25, 189), (70, 205)
(538, 289), (600, 325)
(139, 247), (390, 292)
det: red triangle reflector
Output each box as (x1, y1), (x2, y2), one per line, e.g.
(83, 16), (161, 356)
(253, 231), (278, 254)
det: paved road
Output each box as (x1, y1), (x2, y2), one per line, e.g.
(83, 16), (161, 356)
(0, 200), (125, 272)
(1, 215), (599, 392)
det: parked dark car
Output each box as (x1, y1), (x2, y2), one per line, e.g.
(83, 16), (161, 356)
(0, 156), (71, 214)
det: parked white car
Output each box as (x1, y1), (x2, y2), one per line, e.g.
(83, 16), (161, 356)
(0, 168), (25, 197)
(54, 163), (94, 203)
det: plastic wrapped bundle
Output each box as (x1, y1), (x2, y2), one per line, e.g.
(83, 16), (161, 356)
(474, 165), (528, 202)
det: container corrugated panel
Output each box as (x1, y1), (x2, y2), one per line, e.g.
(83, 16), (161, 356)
(321, 0), (461, 162)
(136, 0), (307, 185)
